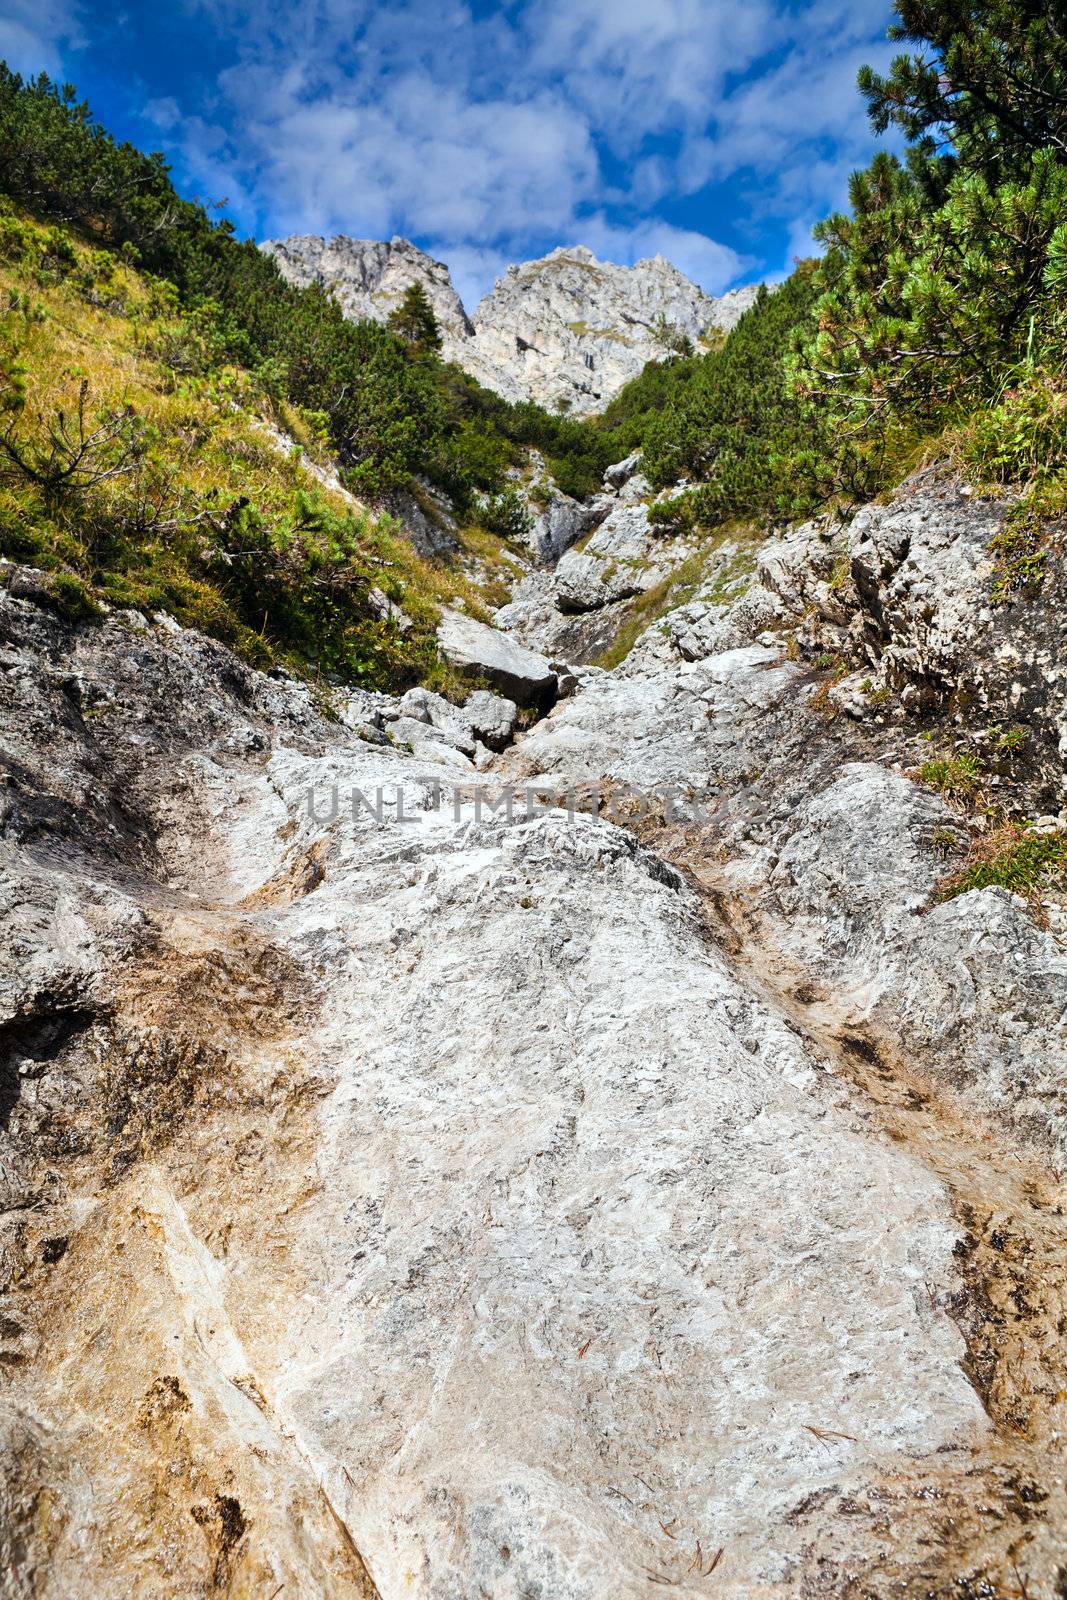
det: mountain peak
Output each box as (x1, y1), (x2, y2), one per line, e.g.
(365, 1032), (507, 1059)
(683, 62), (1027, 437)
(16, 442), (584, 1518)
(263, 234), (761, 414)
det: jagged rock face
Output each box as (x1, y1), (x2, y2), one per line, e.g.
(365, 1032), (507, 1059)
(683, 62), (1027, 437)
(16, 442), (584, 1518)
(463, 246), (758, 414)
(494, 455), (706, 660)
(261, 234), (474, 344)
(525, 490), (601, 565)
(753, 466), (1067, 806)
(262, 235), (759, 413)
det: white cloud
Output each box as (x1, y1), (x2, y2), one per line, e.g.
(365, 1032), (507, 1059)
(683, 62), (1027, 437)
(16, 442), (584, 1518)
(219, 71), (599, 247)
(0, 0), (83, 79)
(150, 0), (896, 299)
(144, 96), (180, 129)
(531, 0), (778, 144)
(437, 242), (514, 313)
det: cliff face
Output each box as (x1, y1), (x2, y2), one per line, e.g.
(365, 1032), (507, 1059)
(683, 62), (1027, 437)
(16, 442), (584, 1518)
(261, 235), (760, 413)
(462, 245), (759, 413)
(260, 233), (474, 344)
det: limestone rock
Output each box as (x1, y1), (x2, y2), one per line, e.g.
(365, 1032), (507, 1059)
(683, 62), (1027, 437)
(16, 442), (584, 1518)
(846, 471), (1065, 765)
(436, 609), (557, 707)
(503, 622), (1067, 1164)
(263, 235), (761, 414)
(386, 482), (460, 558)
(603, 451), (643, 490)
(385, 714), (475, 767)
(389, 688), (478, 759)
(553, 499), (672, 612)
(4, 456), (1067, 1595)
(492, 574), (631, 663)
(526, 490), (601, 564)
(463, 689), (518, 752)
(379, 685), (518, 759)
(462, 246), (760, 414)
(754, 467), (1067, 802)
(492, 471), (702, 665)
(261, 233), (473, 344)
(0, 589), (1001, 1594)
(250, 788), (982, 1597)
(367, 586), (412, 632)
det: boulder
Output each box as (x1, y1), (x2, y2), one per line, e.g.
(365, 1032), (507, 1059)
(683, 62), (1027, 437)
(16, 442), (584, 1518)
(385, 715), (474, 767)
(388, 484), (460, 558)
(552, 552), (648, 613)
(553, 502), (678, 613)
(527, 492), (601, 564)
(493, 577), (632, 664)
(390, 688), (477, 757)
(463, 689), (518, 752)
(437, 609), (557, 708)
(603, 451), (643, 489)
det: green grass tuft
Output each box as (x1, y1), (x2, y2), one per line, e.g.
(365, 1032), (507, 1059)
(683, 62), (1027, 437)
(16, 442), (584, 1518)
(940, 823), (1067, 900)
(917, 752), (983, 800)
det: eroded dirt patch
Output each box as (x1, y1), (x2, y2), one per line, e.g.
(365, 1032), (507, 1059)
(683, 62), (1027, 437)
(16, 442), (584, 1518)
(0, 902), (381, 1599)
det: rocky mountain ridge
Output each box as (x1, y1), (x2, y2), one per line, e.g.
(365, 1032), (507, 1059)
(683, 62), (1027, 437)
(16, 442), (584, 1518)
(261, 234), (760, 413)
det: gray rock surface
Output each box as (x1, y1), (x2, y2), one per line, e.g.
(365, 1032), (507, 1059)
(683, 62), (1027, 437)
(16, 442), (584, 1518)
(846, 473), (1067, 777)
(462, 246), (759, 414)
(493, 572), (632, 662)
(508, 643), (1067, 1155)
(264, 235), (761, 414)
(553, 494), (688, 612)
(502, 472), (1067, 1160)
(603, 450), (643, 489)
(492, 463), (705, 664)
(377, 686), (519, 760)
(748, 466), (1067, 802)
(3, 460), (1066, 1595)
(463, 688), (518, 752)
(368, 586), (413, 632)
(437, 608), (557, 706)
(261, 234), (473, 345)
(386, 482), (461, 558)
(0, 590), (991, 1594)
(525, 489), (601, 564)
(389, 688), (478, 762)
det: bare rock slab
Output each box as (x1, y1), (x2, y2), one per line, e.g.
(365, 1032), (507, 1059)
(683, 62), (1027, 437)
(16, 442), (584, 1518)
(437, 609), (557, 708)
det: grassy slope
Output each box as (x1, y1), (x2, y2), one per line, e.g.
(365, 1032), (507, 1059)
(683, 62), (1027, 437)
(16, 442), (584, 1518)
(0, 205), (521, 692)
(2, 197), (1061, 707)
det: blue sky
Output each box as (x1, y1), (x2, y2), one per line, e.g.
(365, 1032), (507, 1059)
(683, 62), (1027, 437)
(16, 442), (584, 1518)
(1, 0), (899, 309)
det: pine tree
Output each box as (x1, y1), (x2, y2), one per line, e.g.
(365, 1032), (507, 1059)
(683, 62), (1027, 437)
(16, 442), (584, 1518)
(791, 0), (1067, 441)
(858, 0), (1067, 189)
(387, 282), (442, 354)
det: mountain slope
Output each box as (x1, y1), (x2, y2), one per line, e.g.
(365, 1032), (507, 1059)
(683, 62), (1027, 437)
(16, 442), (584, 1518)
(262, 234), (760, 414)
(0, 204), (523, 689)
(3, 465), (1065, 1593)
